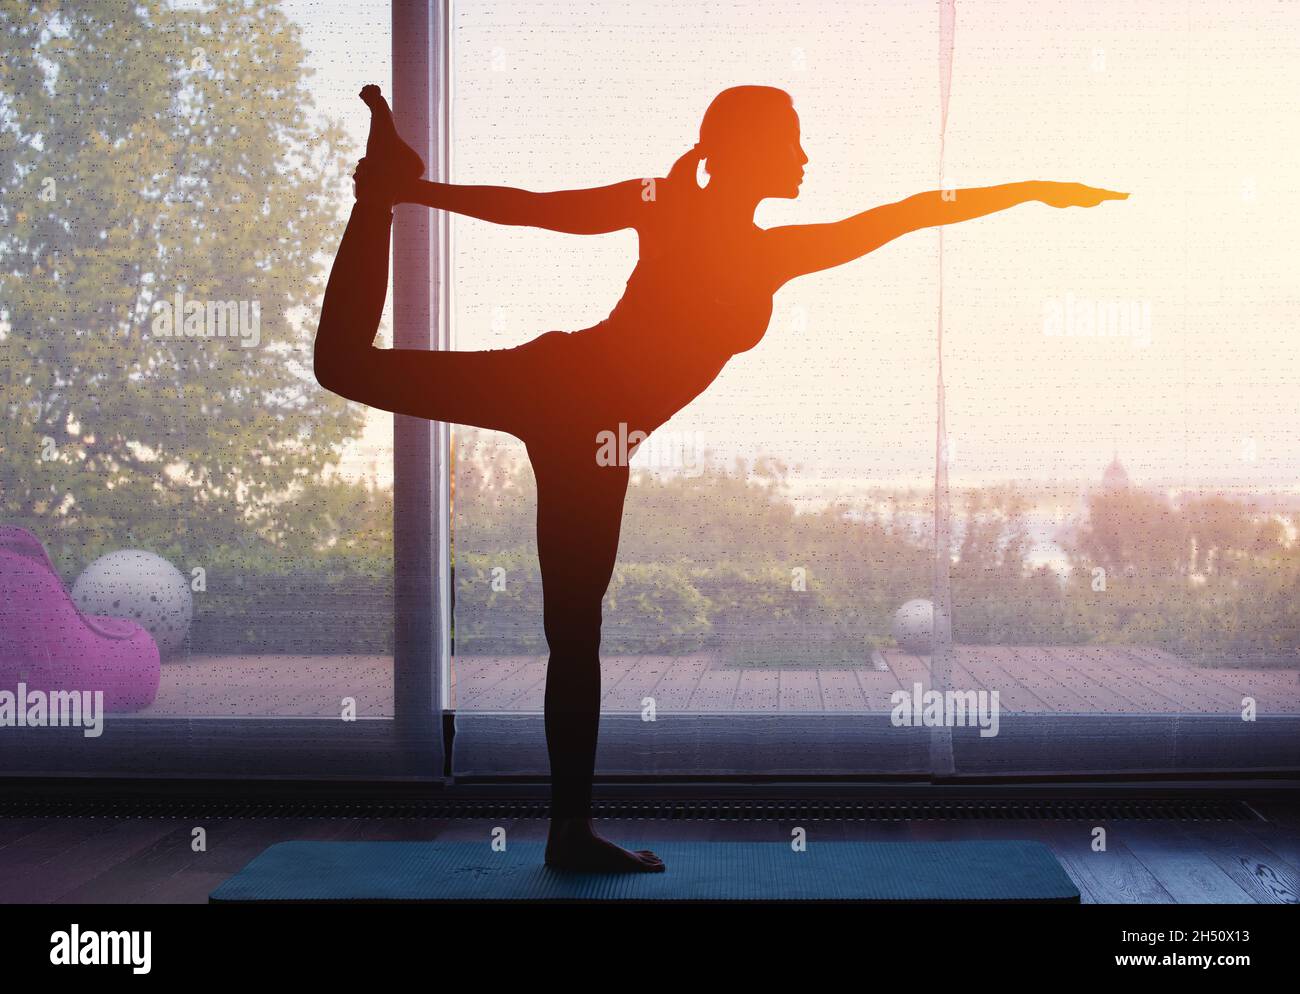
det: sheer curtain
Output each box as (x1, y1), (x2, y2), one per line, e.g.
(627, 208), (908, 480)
(939, 0), (1300, 773)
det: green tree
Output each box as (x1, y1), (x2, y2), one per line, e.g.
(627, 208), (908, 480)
(1072, 488), (1187, 579)
(0, 0), (357, 574)
(1182, 495), (1254, 576)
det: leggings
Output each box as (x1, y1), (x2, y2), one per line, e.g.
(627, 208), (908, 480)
(316, 203), (636, 819)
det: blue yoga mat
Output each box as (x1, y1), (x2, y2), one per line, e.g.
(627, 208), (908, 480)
(211, 839), (1079, 903)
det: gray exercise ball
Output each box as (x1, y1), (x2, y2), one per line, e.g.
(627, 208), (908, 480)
(892, 598), (948, 654)
(72, 549), (193, 659)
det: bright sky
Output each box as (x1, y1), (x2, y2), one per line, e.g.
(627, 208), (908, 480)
(289, 1), (1300, 493)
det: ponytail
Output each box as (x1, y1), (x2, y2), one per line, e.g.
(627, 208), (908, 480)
(665, 142), (707, 194)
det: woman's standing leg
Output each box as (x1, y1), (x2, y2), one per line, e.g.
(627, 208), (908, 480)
(530, 441), (664, 872)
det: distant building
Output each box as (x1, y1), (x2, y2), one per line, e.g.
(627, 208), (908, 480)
(1101, 454), (1131, 492)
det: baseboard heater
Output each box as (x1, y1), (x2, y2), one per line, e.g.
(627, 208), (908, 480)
(0, 797), (1258, 822)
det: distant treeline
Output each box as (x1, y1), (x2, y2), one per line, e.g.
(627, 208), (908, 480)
(30, 432), (1300, 667)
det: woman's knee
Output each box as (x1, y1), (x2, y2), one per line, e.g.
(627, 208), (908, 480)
(543, 599), (604, 657)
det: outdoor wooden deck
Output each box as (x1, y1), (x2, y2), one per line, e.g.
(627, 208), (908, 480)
(143, 646), (1300, 718)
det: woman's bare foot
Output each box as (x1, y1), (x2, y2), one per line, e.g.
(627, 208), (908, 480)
(545, 819), (665, 873)
(353, 84), (424, 205)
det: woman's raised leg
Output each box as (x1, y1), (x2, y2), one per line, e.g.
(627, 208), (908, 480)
(313, 200), (539, 432)
(313, 87), (531, 431)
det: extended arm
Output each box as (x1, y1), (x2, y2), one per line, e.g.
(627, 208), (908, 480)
(766, 181), (1127, 283)
(399, 178), (646, 235)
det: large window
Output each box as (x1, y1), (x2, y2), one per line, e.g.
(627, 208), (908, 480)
(445, 0), (1300, 776)
(4, 1), (1297, 783)
(0, 0), (431, 777)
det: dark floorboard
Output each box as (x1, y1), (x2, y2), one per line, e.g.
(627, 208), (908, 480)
(1111, 822), (1255, 904)
(1036, 820), (1177, 904)
(0, 818), (53, 849)
(1238, 818), (1300, 874)
(1, 809), (1297, 904)
(1175, 820), (1300, 905)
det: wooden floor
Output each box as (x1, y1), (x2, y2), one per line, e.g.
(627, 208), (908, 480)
(142, 646), (1300, 717)
(2, 801), (1297, 903)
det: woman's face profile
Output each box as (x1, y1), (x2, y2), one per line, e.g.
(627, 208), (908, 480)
(769, 110), (809, 198)
(707, 103), (808, 201)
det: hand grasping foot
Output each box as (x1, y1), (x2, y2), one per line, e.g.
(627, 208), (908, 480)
(353, 84), (425, 206)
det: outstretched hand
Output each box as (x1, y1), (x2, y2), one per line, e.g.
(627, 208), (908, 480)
(1034, 181), (1129, 208)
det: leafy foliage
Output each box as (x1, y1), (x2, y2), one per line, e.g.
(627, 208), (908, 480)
(0, 0), (358, 576)
(453, 430), (1300, 666)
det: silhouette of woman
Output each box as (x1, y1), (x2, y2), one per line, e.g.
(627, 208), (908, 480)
(314, 84), (1125, 872)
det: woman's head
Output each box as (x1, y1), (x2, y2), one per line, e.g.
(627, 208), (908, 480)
(697, 86), (807, 200)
